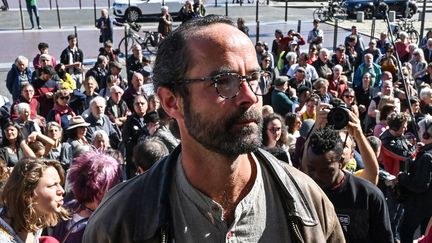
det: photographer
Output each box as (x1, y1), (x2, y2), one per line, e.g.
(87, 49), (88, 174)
(308, 99), (380, 185)
(397, 115), (432, 243)
(301, 114), (391, 241)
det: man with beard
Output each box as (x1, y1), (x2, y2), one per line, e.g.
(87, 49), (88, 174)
(303, 126), (393, 242)
(83, 15), (344, 242)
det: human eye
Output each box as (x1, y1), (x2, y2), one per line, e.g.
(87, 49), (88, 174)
(215, 73), (238, 89)
(214, 73), (240, 98)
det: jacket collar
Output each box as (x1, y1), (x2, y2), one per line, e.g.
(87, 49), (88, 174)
(132, 146), (317, 241)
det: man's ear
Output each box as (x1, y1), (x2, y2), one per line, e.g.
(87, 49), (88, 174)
(157, 87), (184, 120)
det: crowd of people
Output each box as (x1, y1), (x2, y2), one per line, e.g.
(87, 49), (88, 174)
(250, 18), (432, 242)
(1, 9), (432, 243)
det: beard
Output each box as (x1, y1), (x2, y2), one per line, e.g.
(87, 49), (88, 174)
(183, 99), (263, 158)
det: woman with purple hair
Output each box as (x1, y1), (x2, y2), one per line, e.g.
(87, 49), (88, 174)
(50, 150), (122, 243)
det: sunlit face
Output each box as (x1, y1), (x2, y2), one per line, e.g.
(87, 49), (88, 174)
(111, 90), (123, 103)
(319, 52), (328, 62)
(21, 86), (34, 100)
(20, 107), (30, 122)
(342, 91), (355, 105)
(93, 136), (108, 150)
(34, 166), (64, 216)
(266, 118), (282, 146)
(176, 23), (263, 157)
(132, 73), (144, 90)
(40, 58), (51, 68)
(295, 71), (305, 80)
(299, 54), (307, 66)
(333, 67), (342, 77)
(34, 148), (46, 158)
(76, 126), (87, 139)
(57, 93), (70, 106)
(294, 117), (302, 130)
(69, 38), (77, 47)
(85, 80), (97, 93)
(91, 100), (106, 118)
(306, 100), (316, 114)
(381, 81), (393, 95)
(362, 73), (371, 87)
(319, 84), (328, 94)
(47, 125), (62, 141)
(149, 97), (160, 111)
(17, 61), (27, 72)
(5, 125), (18, 141)
(134, 97), (148, 116)
(364, 54), (373, 65)
(412, 101), (420, 113)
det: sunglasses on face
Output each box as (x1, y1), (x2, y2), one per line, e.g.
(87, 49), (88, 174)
(344, 95), (354, 98)
(59, 96), (70, 100)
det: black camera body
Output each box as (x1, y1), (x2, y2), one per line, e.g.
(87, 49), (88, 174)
(327, 103), (351, 130)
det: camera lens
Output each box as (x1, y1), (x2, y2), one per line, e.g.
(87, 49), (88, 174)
(327, 107), (349, 130)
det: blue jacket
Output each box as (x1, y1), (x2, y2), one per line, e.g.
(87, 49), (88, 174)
(353, 63), (382, 89)
(83, 147), (344, 242)
(6, 64), (32, 101)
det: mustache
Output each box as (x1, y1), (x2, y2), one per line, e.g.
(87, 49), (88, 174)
(225, 107), (262, 129)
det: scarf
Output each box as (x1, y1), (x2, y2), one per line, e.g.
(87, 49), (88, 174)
(54, 103), (75, 127)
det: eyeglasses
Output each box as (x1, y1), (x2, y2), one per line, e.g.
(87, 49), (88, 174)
(179, 71), (270, 99)
(268, 127), (281, 133)
(59, 96), (70, 100)
(343, 95), (354, 98)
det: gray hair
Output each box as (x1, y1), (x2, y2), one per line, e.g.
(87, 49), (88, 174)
(333, 64), (343, 72)
(319, 48), (330, 57)
(92, 130), (109, 144)
(15, 56), (28, 66)
(39, 54), (51, 62)
(420, 87), (432, 100)
(16, 102), (30, 115)
(89, 96), (107, 107)
(419, 115), (432, 139)
(97, 55), (108, 64)
(285, 52), (297, 63)
(153, 15), (235, 96)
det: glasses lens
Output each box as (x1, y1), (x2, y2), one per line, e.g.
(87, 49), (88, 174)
(214, 74), (242, 99)
(213, 71), (270, 99)
(255, 71), (271, 96)
(60, 96), (69, 100)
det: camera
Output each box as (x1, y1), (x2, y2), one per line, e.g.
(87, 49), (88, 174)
(327, 102), (351, 130)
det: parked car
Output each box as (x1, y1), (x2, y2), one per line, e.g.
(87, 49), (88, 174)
(113, 0), (184, 22)
(342, 0), (418, 19)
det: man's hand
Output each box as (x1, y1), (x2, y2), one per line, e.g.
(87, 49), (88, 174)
(347, 110), (363, 138)
(27, 131), (39, 143)
(315, 102), (331, 128)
